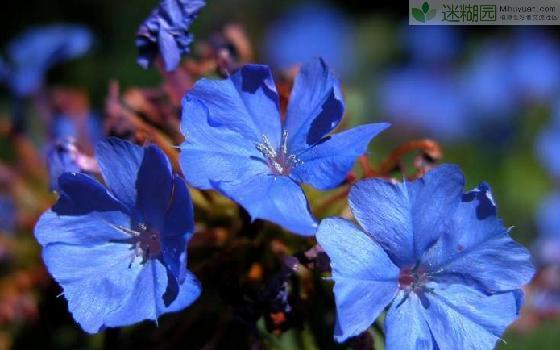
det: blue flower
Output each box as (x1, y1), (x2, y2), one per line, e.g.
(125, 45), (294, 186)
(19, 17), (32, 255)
(460, 41), (516, 119)
(316, 165), (534, 346)
(136, 0), (205, 71)
(46, 139), (83, 192)
(379, 65), (468, 141)
(0, 194), (16, 234)
(536, 110), (560, 179)
(4, 24), (93, 96)
(535, 192), (560, 265)
(180, 58), (388, 235)
(263, 4), (356, 77)
(510, 29), (560, 101)
(401, 25), (461, 63)
(35, 138), (200, 333)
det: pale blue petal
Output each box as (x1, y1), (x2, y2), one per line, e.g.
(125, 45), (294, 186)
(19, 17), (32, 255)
(348, 178), (414, 266)
(405, 164), (465, 258)
(158, 28), (181, 71)
(285, 58), (344, 153)
(385, 291), (435, 350)
(180, 97), (267, 189)
(423, 195), (534, 292)
(42, 242), (140, 333)
(215, 174), (317, 236)
(96, 138), (144, 209)
(292, 123), (389, 190)
(104, 258), (200, 327)
(316, 218), (399, 342)
(348, 165), (464, 267)
(423, 284), (520, 350)
(135, 145), (173, 231)
(187, 64), (281, 146)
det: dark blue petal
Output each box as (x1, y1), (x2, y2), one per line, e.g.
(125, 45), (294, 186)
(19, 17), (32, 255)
(0, 194), (16, 234)
(187, 65), (282, 146)
(135, 145), (173, 231)
(215, 174), (317, 235)
(291, 123), (389, 190)
(163, 175), (194, 238)
(462, 182), (496, 220)
(385, 291), (435, 350)
(285, 58), (344, 152)
(180, 97), (268, 189)
(35, 173), (130, 246)
(96, 138), (144, 210)
(316, 218), (399, 342)
(422, 284), (521, 349)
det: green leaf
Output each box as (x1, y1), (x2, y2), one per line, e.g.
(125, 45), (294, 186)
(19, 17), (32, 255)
(422, 1), (430, 13)
(426, 8), (437, 20)
(412, 8), (426, 22)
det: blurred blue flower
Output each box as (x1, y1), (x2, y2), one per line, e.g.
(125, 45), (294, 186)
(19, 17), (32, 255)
(52, 112), (103, 145)
(46, 139), (82, 192)
(317, 165), (534, 345)
(379, 65), (468, 141)
(402, 25), (461, 63)
(136, 0), (205, 71)
(0, 194), (16, 234)
(536, 108), (560, 179)
(460, 41), (516, 118)
(4, 24), (93, 96)
(180, 58), (388, 235)
(263, 4), (356, 77)
(511, 30), (560, 101)
(535, 192), (560, 265)
(35, 138), (200, 333)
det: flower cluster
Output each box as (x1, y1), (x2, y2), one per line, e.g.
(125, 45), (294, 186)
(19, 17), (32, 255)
(16, 2), (537, 349)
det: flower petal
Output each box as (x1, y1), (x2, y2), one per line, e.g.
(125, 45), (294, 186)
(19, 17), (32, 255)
(163, 175), (194, 238)
(348, 178), (414, 266)
(135, 145), (173, 231)
(316, 218), (399, 342)
(348, 165), (464, 267)
(285, 58), (344, 152)
(42, 242), (141, 333)
(158, 28), (181, 71)
(423, 284), (521, 350)
(214, 174), (317, 235)
(103, 258), (200, 327)
(35, 173), (130, 246)
(385, 291), (435, 350)
(423, 191), (534, 292)
(186, 64), (281, 146)
(96, 138), (144, 209)
(291, 123), (389, 190)
(180, 97), (267, 189)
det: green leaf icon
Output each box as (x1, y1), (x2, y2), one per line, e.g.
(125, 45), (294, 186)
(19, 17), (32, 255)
(426, 8), (436, 20)
(422, 1), (430, 13)
(412, 7), (426, 22)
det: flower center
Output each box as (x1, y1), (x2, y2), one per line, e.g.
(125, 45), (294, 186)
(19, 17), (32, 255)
(255, 130), (302, 176)
(398, 266), (429, 293)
